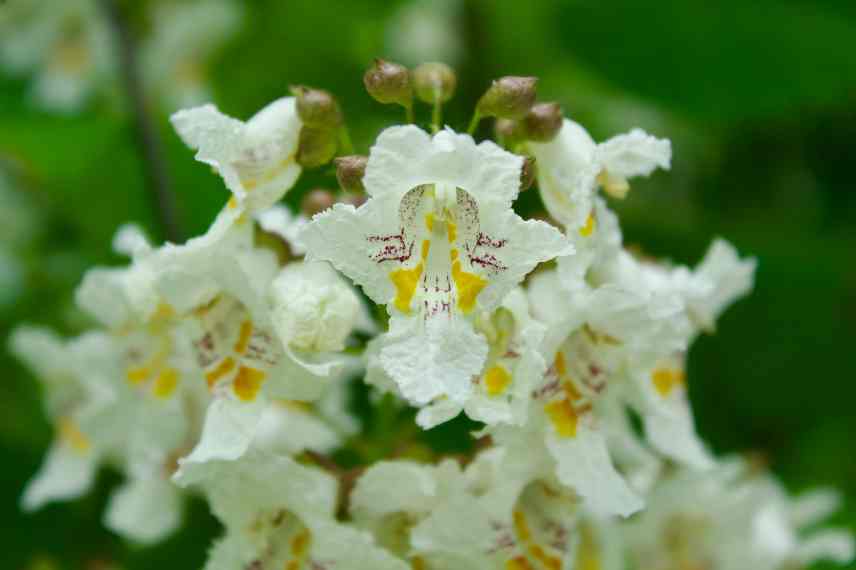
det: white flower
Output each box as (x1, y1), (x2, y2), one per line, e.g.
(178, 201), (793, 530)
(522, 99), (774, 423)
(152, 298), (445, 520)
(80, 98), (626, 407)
(141, 0), (242, 111)
(170, 97), (302, 213)
(302, 125), (570, 410)
(413, 287), (548, 429)
(152, 209), (358, 469)
(0, 0), (114, 113)
(10, 327), (120, 510)
(624, 458), (855, 570)
(529, 119), (670, 231)
(176, 451), (408, 570)
(688, 237), (757, 331)
(255, 204), (310, 255)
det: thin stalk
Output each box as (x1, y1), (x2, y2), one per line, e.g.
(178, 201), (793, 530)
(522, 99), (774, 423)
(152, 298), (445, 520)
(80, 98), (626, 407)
(100, 0), (182, 243)
(337, 125), (354, 155)
(467, 111), (481, 135)
(431, 98), (442, 134)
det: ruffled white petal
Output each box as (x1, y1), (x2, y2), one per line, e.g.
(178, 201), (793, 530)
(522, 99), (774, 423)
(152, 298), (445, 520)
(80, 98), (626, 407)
(596, 128), (671, 179)
(104, 476), (182, 544)
(21, 441), (97, 511)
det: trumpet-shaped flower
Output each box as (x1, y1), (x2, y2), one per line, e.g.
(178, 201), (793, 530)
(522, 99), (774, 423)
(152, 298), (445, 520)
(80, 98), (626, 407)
(176, 451), (408, 570)
(171, 97), (302, 212)
(529, 119), (670, 231)
(302, 125), (570, 409)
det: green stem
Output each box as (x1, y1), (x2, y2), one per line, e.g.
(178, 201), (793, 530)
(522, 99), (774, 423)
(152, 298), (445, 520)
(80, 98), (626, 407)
(337, 126), (354, 155)
(467, 111), (481, 135)
(405, 103), (414, 124)
(431, 98), (442, 134)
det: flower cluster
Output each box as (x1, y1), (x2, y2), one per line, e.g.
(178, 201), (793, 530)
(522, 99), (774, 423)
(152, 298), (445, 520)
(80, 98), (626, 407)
(11, 61), (853, 569)
(0, 0), (241, 112)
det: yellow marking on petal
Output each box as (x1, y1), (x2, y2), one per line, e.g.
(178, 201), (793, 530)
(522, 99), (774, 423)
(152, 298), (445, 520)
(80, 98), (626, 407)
(291, 528), (311, 557)
(484, 365), (512, 396)
(234, 320), (254, 354)
(205, 357), (235, 389)
(126, 366), (150, 386)
(506, 557), (534, 570)
(579, 212), (596, 237)
(227, 196), (238, 209)
(390, 262), (424, 314)
(421, 239), (431, 260)
(562, 381), (583, 403)
(233, 366), (266, 401)
(544, 399), (579, 438)
(425, 213), (434, 232)
(243, 178), (258, 190)
(554, 351), (567, 377)
(450, 250), (487, 314)
(513, 510), (532, 542)
(411, 557), (427, 570)
(152, 302), (175, 321)
(529, 545), (562, 570)
(60, 418), (91, 454)
(652, 367), (686, 397)
(285, 562), (299, 570)
(446, 220), (457, 242)
(153, 368), (179, 399)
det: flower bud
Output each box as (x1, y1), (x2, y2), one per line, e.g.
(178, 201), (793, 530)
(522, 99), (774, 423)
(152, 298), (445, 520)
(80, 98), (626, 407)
(301, 188), (337, 217)
(412, 62), (456, 104)
(476, 76), (537, 120)
(520, 156), (536, 192)
(340, 193), (368, 208)
(524, 102), (563, 142)
(334, 155), (368, 193)
(494, 118), (526, 147)
(269, 262), (359, 353)
(364, 59), (412, 108)
(297, 127), (337, 169)
(291, 85), (343, 129)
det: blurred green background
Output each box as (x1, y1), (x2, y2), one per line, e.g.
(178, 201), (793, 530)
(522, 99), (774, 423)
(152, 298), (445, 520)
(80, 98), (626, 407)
(1, 0), (855, 568)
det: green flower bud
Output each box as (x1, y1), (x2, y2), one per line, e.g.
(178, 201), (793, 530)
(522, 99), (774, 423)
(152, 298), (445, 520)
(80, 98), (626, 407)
(412, 62), (456, 104)
(524, 102), (563, 142)
(297, 127), (337, 169)
(291, 85), (343, 129)
(364, 59), (412, 108)
(495, 118), (526, 147)
(520, 156), (536, 192)
(301, 188), (337, 216)
(334, 155), (368, 193)
(476, 76), (537, 120)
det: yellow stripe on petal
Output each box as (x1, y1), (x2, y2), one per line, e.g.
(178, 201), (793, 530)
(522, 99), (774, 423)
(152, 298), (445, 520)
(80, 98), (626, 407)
(544, 399), (579, 438)
(450, 250), (487, 314)
(153, 368), (179, 399)
(579, 212), (596, 237)
(126, 366), (150, 385)
(205, 357), (235, 389)
(233, 366), (266, 401)
(60, 418), (91, 454)
(484, 365), (512, 396)
(506, 557), (534, 570)
(234, 320), (253, 354)
(513, 510), (532, 542)
(446, 220), (457, 242)
(390, 262), (424, 314)
(652, 367), (686, 396)
(291, 528), (311, 557)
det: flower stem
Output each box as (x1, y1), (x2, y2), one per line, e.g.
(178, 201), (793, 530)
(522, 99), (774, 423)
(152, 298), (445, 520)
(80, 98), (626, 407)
(338, 125), (355, 155)
(431, 98), (442, 134)
(405, 103), (414, 124)
(467, 111), (481, 135)
(99, 0), (183, 244)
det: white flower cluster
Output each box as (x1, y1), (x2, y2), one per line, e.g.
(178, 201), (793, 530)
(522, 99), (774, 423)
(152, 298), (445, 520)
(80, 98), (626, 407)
(11, 89), (852, 570)
(0, 0), (241, 112)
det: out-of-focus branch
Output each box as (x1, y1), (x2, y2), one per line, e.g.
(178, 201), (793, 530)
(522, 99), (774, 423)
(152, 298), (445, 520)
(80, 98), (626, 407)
(100, 0), (182, 243)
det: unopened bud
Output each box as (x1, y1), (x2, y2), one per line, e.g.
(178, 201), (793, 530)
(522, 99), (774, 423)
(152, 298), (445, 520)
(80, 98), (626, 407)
(334, 155), (368, 193)
(412, 62), (456, 104)
(524, 102), (563, 142)
(364, 59), (412, 108)
(301, 188), (337, 216)
(520, 157), (536, 192)
(495, 118), (526, 146)
(291, 85), (343, 129)
(476, 76), (537, 120)
(340, 193), (368, 209)
(297, 127), (337, 169)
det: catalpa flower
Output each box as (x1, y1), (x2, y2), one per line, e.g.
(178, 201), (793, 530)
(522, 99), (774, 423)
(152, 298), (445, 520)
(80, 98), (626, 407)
(176, 451), (408, 570)
(0, 0), (114, 112)
(141, 0), (242, 111)
(623, 458), (855, 570)
(10, 327), (120, 511)
(171, 96), (302, 212)
(154, 208), (360, 468)
(529, 119), (671, 231)
(302, 125), (570, 408)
